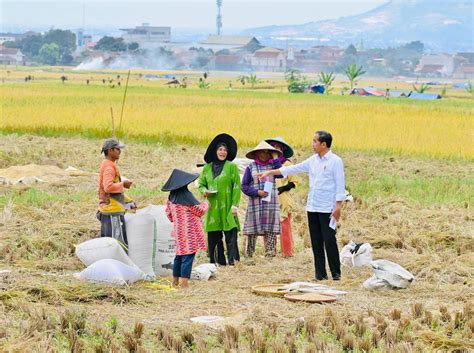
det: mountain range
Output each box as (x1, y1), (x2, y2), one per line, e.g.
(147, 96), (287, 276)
(242, 0), (473, 52)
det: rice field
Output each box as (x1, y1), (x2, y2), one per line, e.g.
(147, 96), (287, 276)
(1, 66), (473, 161)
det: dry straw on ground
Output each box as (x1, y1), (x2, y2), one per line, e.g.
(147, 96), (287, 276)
(0, 134), (473, 351)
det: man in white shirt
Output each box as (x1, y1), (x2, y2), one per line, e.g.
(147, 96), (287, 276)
(258, 131), (345, 280)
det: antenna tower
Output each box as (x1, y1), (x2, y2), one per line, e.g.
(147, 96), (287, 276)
(216, 0), (223, 35)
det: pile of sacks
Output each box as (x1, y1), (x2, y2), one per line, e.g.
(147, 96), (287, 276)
(74, 237), (145, 285)
(340, 240), (414, 290)
(74, 204), (175, 285)
(74, 204), (218, 285)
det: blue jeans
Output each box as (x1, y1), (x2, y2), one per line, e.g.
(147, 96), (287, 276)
(173, 254), (196, 279)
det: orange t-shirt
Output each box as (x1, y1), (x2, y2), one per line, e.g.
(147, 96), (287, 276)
(98, 159), (131, 213)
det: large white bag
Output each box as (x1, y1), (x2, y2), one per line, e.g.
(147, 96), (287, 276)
(125, 213), (157, 277)
(370, 260), (414, 289)
(75, 237), (139, 270)
(73, 259), (144, 285)
(340, 240), (373, 267)
(136, 205), (175, 276)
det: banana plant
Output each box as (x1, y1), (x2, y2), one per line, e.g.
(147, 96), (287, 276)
(344, 64), (366, 90)
(319, 71), (335, 94)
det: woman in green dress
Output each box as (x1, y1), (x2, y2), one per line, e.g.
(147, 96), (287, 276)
(198, 133), (241, 265)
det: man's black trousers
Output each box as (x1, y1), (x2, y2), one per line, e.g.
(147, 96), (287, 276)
(307, 212), (341, 280)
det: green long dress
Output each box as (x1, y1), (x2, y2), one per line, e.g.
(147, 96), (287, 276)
(198, 161), (241, 232)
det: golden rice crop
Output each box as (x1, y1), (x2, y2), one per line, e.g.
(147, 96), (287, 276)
(1, 67), (472, 160)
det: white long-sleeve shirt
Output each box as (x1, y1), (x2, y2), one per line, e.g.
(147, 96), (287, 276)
(279, 151), (345, 213)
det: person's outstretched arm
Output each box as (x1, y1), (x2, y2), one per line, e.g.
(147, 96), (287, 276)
(258, 156), (312, 180)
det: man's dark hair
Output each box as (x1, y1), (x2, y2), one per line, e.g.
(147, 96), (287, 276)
(104, 149), (109, 156)
(315, 130), (332, 148)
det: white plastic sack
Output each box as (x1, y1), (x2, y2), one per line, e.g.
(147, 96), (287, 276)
(190, 316), (224, 324)
(340, 240), (373, 267)
(134, 205), (175, 276)
(363, 275), (391, 290)
(73, 259), (144, 285)
(125, 212), (157, 277)
(370, 259), (414, 289)
(191, 263), (217, 281)
(75, 237), (139, 270)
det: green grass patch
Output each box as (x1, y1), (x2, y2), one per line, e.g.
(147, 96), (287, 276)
(351, 175), (474, 206)
(0, 188), (92, 208)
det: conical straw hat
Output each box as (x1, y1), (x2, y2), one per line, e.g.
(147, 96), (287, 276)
(161, 169), (199, 191)
(246, 140), (282, 160)
(265, 137), (294, 158)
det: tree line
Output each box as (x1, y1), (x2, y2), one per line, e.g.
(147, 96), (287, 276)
(5, 29), (76, 65)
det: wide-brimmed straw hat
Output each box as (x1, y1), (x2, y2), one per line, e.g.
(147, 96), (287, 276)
(265, 137), (294, 158)
(161, 169), (199, 191)
(204, 133), (238, 163)
(245, 140), (282, 160)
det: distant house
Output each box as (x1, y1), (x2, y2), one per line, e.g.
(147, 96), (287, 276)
(416, 64), (445, 77)
(0, 31), (37, 44)
(416, 54), (454, 77)
(174, 49), (200, 67)
(209, 54), (246, 71)
(0, 47), (25, 65)
(455, 52), (474, 65)
(0, 34), (17, 44)
(307, 46), (343, 67)
(251, 47), (286, 72)
(82, 35), (93, 46)
(120, 23), (171, 48)
(85, 42), (97, 50)
(452, 64), (474, 80)
(199, 35), (261, 52)
(453, 52), (474, 79)
(294, 59), (324, 73)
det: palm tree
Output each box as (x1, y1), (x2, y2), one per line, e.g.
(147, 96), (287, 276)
(319, 72), (335, 94)
(285, 69), (300, 82)
(412, 83), (429, 93)
(344, 64), (366, 90)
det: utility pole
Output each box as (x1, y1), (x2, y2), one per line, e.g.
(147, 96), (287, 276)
(216, 0), (223, 35)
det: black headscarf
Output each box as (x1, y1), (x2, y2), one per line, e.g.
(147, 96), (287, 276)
(169, 186), (200, 206)
(211, 142), (227, 178)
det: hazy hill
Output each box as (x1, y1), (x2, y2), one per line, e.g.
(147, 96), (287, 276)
(243, 0), (473, 52)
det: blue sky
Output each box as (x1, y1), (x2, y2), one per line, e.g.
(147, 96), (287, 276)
(1, 0), (388, 29)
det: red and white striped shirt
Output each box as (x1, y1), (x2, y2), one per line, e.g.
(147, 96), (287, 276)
(165, 200), (209, 256)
